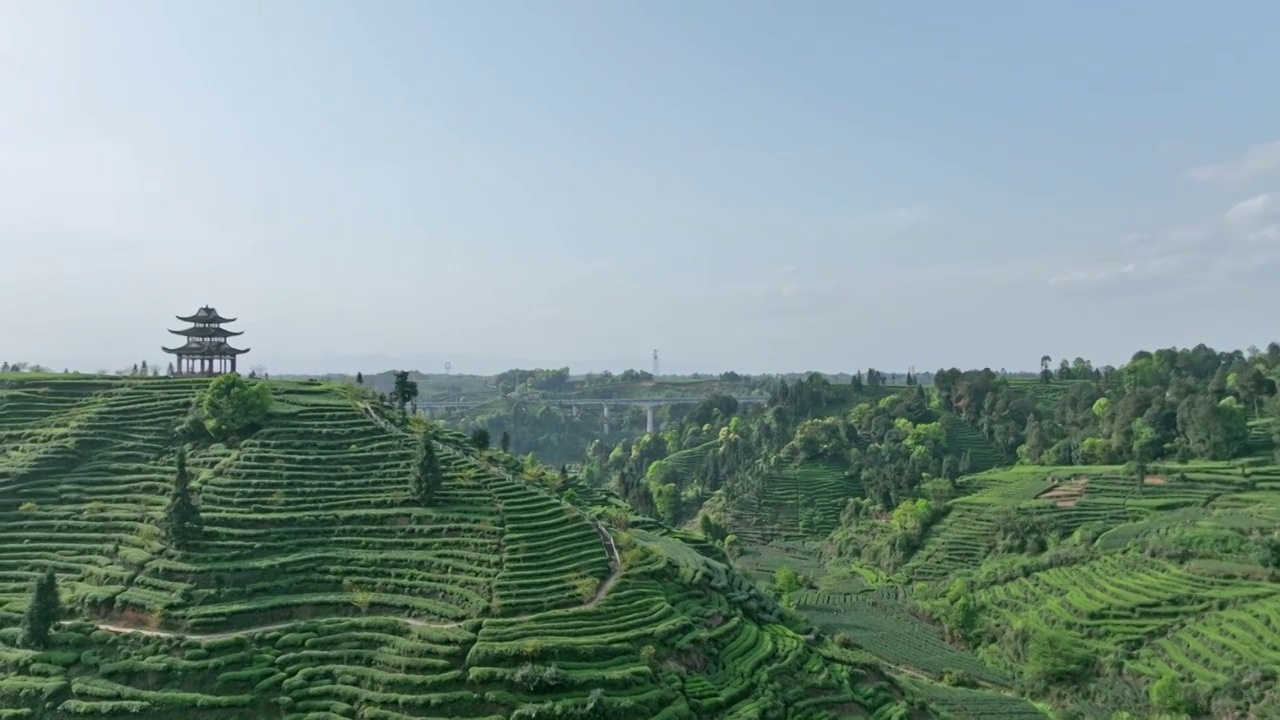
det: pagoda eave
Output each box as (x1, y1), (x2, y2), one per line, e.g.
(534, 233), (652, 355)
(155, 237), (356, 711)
(162, 344), (250, 356)
(176, 314), (236, 324)
(168, 328), (244, 338)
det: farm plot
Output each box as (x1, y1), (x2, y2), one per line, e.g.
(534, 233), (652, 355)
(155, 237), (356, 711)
(1128, 595), (1280, 687)
(901, 677), (1047, 719)
(972, 555), (1280, 648)
(727, 463), (856, 542)
(793, 588), (1008, 686)
(0, 378), (208, 623)
(939, 413), (1002, 472)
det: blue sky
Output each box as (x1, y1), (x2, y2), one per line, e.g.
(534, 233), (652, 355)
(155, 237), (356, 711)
(2, 2), (1278, 375)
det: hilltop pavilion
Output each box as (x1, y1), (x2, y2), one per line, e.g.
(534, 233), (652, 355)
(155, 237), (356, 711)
(162, 306), (250, 376)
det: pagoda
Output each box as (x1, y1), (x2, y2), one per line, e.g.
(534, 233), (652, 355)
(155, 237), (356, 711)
(162, 306), (250, 376)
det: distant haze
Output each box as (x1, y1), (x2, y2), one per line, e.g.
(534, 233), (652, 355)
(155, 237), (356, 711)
(3, 3), (1279, 375)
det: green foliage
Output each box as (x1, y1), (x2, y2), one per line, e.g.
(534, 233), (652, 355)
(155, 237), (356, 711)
(1024, 627), (1092, 685)
(1148, 674), (1192, 715)
(20, 571), (61, 649)
(471, 427), (491, 450)
(390, 370), (419, 411)
(774, 566), (802, 595)
(160, 445), (202, 550)
(196, 374), (271, 441)
(410, 433), (443, 505)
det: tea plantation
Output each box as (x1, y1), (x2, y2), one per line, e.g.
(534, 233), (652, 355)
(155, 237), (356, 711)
(0, 375), (934, 719)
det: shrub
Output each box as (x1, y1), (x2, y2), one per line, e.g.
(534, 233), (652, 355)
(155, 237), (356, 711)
(196, 375), (271, 441)
(512, 663), (568, 692)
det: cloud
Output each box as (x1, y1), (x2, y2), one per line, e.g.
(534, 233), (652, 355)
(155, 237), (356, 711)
(1049, 191), (1280, 291)
(1224, 193), (1275, 228)
(1188, 141), (1280, 183)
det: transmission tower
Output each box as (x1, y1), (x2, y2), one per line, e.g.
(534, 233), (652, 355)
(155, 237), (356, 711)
(652, 349), (659, 377)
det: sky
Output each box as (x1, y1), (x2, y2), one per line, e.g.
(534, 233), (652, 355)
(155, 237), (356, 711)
(2, 2), (1279, 376)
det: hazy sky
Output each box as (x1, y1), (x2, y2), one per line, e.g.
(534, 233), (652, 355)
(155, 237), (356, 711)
(3, 2), (1279, 375)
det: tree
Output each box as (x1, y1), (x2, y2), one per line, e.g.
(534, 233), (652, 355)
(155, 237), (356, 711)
(1236, 364), (1274, 416)
(471, 428), (491, 450)
(140, 360), (149, 375)
(167, 361), (175, 376)
(162, 445), (203, 549)
(500, 431), (511, 453)
(1149, 673), (1191, 715)
(1040, 355), (1053, 384)
(197, 374), (272, 441)
(356, 372), (364, 385)
(20, 570), (61, 649)
(390, 371), (419, 412)
(774, 566), (802, 595)
(410, 433), (442, 505)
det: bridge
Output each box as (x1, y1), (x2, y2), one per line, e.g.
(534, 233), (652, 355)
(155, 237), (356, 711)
(417, 394), (768, 433)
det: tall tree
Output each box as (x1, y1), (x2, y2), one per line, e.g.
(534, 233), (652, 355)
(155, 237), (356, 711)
(356, 372), (364, 385)
(471, 428), (491, 450)
(391, 371), (419, 412)
(410, 433), (442, 505)
(20, 570), (61, 649)
(500, 431), (511, 453)
(162, 445), (203, 550)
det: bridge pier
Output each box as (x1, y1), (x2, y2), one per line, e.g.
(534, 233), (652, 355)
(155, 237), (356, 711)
(645, 404), (656, 433)
(602, 402), (610, 435)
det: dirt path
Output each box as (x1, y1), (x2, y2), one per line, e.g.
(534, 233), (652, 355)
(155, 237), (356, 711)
(78, 404), (625, 642)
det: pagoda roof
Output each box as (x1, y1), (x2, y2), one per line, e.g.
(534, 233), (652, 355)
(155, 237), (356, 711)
(176, 306), (236, 324)
(168, 326), (244, 339)
(162, 340), (250, 356)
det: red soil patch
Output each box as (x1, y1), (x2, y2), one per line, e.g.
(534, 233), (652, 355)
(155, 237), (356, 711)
(1144, 474), (1167, 485)
(1039, 476), (1089, 508)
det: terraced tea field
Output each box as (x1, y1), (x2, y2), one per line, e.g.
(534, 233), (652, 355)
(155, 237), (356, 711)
(970, 554), (1280, 657)
(725, 463), (856, 542)
(938, 414), (1001, 473)
(0, 375), (932, 719)
(898, 462), (1270, 583)
(793, 588), (1008, 686)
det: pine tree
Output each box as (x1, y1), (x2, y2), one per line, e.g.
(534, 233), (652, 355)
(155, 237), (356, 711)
(161, 445), (203, 550)
(140, 359), (148, 375)
(356, 372), (364, 385)
(20, 570), (61, 649)
(410, 433), (442, 505)
(167, 361), (175, 376)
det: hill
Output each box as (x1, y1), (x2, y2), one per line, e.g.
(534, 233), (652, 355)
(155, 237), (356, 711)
(589, 348), (1280, 718)
(0, 374), (934, 719)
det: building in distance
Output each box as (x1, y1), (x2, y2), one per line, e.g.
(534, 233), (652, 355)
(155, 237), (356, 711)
(162, 306), (250, 376)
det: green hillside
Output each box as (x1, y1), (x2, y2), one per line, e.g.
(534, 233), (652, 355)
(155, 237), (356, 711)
(583, 349), (1280, 719)
(0, 375), (934, 719)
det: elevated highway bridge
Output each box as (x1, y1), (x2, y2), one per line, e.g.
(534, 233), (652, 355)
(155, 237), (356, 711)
(417, 394), (768, 433)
